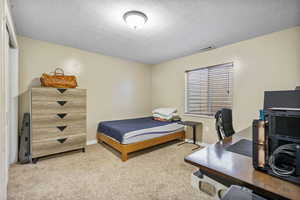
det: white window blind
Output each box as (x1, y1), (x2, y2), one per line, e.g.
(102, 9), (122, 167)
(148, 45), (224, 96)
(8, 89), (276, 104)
(185, 63), (233, 116)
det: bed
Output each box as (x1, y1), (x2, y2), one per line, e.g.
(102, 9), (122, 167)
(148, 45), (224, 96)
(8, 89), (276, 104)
(97, 117), (185, 161)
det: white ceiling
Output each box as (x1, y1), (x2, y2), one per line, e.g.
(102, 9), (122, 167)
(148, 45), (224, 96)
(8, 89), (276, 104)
(10, 0), (300, 64)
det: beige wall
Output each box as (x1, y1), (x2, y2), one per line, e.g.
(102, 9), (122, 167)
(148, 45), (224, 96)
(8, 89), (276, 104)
(19, 26), (300, 144)
(151, 26), (300, 144)
(18, 36), (152, 142)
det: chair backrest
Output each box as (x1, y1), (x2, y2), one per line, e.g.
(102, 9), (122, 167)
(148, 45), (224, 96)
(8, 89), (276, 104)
(215, 108), (235, 141)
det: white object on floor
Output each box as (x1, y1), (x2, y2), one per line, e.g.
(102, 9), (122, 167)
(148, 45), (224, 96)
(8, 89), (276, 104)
(191, 170), (228, 200)
(87, 140), (97, 146)
(184, 138), (208, 148)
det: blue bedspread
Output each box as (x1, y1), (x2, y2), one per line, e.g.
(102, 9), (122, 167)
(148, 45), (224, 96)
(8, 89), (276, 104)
(97, 117), (176, 143)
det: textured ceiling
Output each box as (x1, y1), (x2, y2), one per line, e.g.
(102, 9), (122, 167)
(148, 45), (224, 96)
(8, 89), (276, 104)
(10, 0), (300, 64)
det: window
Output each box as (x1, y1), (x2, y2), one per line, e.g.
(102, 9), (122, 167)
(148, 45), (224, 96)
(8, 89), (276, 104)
(185, 63), (233, 116)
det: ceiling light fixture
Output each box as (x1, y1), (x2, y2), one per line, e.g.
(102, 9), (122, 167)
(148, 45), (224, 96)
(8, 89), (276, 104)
(123, 11), (148, 29)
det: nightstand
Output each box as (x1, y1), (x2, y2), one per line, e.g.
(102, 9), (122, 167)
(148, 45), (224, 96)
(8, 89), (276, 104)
(178, 121), (202, 150)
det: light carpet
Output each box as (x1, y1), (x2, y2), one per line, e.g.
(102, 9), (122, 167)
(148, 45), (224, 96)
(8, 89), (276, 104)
(8, 141), (212, 200)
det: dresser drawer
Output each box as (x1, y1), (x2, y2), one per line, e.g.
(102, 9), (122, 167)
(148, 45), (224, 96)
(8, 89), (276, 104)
(32, 125), (86, 141)
(32, 100), (86, 114)
(32, 134), (86, 158)
(32, 88), (86, 102)
(32, 112), (86, 127)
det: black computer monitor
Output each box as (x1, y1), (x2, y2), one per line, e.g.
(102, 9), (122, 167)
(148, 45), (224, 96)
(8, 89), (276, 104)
(264, 90), (300, 110)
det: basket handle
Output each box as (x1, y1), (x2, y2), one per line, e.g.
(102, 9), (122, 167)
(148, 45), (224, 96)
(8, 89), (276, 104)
(54, 67), (64, 76)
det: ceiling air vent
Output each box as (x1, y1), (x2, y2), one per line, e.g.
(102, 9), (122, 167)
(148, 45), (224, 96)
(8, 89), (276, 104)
(199, 46), (215, 52)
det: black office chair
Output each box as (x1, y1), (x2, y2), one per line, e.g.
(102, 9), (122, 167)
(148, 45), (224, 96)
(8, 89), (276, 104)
(215, 108), (235, 141)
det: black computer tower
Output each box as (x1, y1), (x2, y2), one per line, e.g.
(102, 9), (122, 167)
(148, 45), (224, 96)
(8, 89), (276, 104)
(263, 109), (300, 185)
(253, 90), (300, 185)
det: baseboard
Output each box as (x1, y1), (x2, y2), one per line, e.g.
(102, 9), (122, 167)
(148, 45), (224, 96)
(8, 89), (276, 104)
(87, 139), (97, 146)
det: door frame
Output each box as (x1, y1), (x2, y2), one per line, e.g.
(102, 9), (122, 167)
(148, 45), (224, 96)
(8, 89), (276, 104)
(0, 0), (18, 199)
(0, 1), (7, 199)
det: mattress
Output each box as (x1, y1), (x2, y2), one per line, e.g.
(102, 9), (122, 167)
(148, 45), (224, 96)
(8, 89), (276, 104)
(97, 117), (184, 144)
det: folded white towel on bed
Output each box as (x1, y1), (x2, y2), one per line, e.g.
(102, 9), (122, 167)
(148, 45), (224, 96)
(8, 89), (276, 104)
(152, 108), (177, 116)
(153, 113), (179, 120)
(152, 108), (178, 120)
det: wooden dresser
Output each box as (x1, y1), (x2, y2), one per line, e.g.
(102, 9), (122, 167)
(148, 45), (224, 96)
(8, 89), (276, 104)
(30, 87), (87, 163)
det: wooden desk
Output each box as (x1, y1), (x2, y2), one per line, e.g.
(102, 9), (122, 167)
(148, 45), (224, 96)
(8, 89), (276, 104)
(184, 134), (300, 200)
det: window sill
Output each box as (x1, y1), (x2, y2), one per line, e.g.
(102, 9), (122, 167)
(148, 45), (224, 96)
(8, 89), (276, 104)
(183, 113), (215, 119)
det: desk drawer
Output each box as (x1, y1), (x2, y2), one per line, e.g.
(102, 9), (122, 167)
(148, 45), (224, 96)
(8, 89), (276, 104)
(32, 88), (86, 102)
(32, 134), (86, 158)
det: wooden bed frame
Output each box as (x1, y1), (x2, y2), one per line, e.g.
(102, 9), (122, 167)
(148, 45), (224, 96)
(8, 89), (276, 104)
(97, 131), (185, 161)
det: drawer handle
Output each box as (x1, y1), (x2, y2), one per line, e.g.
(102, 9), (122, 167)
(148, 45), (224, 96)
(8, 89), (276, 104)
(57, 126), (67, 132)
(57, 138), (67, 144)
(57, 113), (67, 119)
(57, 101), (67, 106)
(57, 88), (67, 94)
